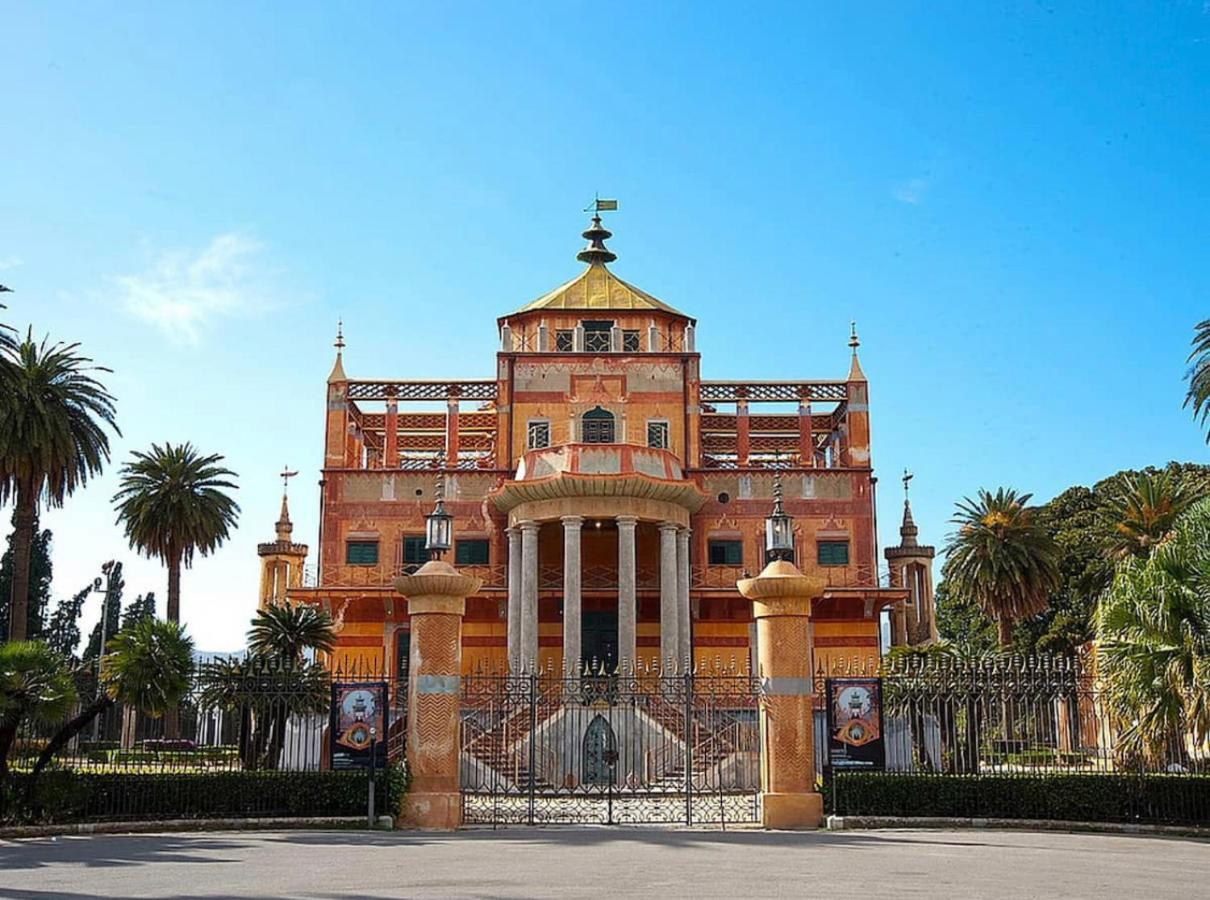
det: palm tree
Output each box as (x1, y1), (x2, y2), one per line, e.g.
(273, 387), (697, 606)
(0, 641), (77, 780)
(27, 617), (195, 781)
(0, 333), (119, 641)
(1185, 318), (1210, 442)
(247, 602), (336, 664)
(112, 442), (240, 624)
(1100, 469), (1204, 560)
(944, 488), (1061, 648)
(1097, 498), (1210, 765)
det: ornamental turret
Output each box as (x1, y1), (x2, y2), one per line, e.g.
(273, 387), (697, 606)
(257, 469), (310, 609)
(884, 470), (937, 644)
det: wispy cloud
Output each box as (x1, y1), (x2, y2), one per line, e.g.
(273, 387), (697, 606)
(0, 255), (23, 271)
(115, 233), (275, 344)
(892, 177), (930, 205)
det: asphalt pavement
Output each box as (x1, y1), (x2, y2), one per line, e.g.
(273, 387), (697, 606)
(2, 826), (1208, 899)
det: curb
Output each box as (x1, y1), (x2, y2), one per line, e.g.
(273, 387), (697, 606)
(0, 815), (396, 841)
(825, 814), (1210, 839)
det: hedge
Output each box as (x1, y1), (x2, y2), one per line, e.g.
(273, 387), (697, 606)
(831, 773), (1210, 826)
(2, 766), (408, 826)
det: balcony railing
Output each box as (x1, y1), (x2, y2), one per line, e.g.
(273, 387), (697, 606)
(305, 561), (889, 592)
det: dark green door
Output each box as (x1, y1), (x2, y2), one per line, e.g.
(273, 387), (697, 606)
(581, 610), (618, 672)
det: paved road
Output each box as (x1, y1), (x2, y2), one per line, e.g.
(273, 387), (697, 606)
(1, 827), (1207, 899)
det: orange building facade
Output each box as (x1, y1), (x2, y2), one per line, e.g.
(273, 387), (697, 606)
(264, 214), (932, 679)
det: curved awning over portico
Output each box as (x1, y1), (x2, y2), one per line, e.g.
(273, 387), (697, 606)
(490, 444), (708, 518)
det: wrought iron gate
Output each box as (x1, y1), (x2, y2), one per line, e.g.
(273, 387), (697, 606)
(460, 670), (762, 825)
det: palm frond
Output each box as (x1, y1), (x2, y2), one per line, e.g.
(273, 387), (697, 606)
(943, 487), (1061, 645)
(112, 441), (240, 567)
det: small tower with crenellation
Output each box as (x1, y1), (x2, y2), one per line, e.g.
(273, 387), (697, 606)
(884, 470), (937, 645)
(257, 468), (309, 609)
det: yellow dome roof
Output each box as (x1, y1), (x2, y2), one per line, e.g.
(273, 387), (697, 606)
(515, 261), (687, 316)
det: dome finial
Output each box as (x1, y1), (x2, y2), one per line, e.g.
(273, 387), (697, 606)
(577, 197), (619, 265)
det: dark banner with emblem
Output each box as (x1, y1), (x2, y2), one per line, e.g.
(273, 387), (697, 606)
(330, 681), (389, 771)
(825, 677), (885, 771)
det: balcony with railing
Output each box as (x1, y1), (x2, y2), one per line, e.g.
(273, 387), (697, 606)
(303, 560), (889, 592)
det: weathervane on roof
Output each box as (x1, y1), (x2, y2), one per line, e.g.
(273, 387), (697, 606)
(583, 194), (619, 215)
(577, 195), (620, 265)
(903, 468), (913, 500)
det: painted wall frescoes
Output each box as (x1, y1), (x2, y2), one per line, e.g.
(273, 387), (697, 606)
(826, 677), (885, 771)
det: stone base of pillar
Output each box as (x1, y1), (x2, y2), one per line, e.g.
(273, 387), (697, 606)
(761, 791), (824, 830)
(399, 791), (463, 830)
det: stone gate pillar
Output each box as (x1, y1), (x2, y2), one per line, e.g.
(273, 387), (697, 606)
(394, 559), (483, 830)
(737, 559), (826, 829)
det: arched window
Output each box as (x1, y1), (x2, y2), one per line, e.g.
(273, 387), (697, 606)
(582, 714), (617, 785)
(581, 406), (615, 444)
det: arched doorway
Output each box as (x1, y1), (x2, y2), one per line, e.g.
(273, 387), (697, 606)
(581, 406), (615, 444)
(582, 714), (617, 785)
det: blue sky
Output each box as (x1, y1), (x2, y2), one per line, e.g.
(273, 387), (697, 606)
(2, 2), (1207, 650)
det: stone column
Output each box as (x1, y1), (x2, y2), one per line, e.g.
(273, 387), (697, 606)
(394, 559), (483, 830)
(659, 522), (680, 669)
(616, 516), (638, 670)
(445, 395), (460, 467)
(506, 527), (521, 673)
(676, 527), (691, 667)
(561, 516), (583, 675)
(737, 560), (826, 829)
(519, 520), (540, 672)
(384, 393), (399, 468)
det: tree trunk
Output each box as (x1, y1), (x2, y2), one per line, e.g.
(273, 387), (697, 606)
(167, 556), (182, 623)
(0, 718), (19, 781)
(164, 554), (182, 739)
(6, 485), (38, 642)
(996, 617), (1018, 746)
(997, 616), (1013, 648)
(28, 696), (114, 784)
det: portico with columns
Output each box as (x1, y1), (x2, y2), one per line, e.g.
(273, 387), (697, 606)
(494, 463), (704, 673)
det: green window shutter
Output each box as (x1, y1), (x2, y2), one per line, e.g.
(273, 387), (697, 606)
(817, 541), (850, 566)
(708, 540), (743, 566)
(346, 540), (380, 565)
(402, 535), (427, 566)
(455, 539), (490, 565)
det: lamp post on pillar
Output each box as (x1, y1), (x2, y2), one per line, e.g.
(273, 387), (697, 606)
(394, 480), (482, 830)
(736, 479), (826, 829)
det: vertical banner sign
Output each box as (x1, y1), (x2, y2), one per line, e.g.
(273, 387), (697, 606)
(330, 681), (389, 771)
(825, 677), (885, 771)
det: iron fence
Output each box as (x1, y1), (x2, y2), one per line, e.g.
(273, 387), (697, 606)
(815, 655), (1207, 777)
(817, 655), (1210, 826)
(5, 659), (408, 778)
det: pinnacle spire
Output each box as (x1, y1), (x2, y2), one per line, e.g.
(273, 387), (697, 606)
(847, 320), (866, 381)
(276, 467), (298, 541)
(899, 468), (918, 547)
(576, 214), (618, 265)
(328, 319), (347, 383)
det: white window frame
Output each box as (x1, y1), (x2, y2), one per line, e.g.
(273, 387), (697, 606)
(646, 419), (670, 450)
(527, 419), (551, 450)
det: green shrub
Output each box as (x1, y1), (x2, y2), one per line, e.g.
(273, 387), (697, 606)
(831, 773), (1210, 826)
(2, 766), (409, 825)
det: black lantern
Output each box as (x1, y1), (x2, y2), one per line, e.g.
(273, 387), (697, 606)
(425, 468), (453, 559)
(765, 468), (795, 564)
